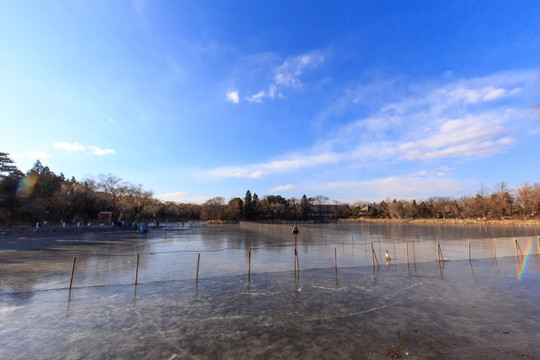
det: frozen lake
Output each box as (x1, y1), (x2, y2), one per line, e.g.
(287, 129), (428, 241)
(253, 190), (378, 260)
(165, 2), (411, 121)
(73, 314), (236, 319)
(1, 222), (539, 359)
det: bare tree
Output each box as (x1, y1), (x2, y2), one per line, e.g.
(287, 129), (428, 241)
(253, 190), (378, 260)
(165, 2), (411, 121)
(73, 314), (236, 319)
(312, 195), (329, 219)
(475, 183), (490, 219)
(120, 183), (153, 222)
(490, 181), (513, 219)
(201, 197), (225, 220)
(97, 173), (127, 220)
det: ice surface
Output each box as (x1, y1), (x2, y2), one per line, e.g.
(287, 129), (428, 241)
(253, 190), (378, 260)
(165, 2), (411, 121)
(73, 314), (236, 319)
(1, 223), (539, 359)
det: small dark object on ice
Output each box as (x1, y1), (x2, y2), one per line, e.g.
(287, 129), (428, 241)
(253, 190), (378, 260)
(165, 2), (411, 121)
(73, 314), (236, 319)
(291, 223), (299, 235)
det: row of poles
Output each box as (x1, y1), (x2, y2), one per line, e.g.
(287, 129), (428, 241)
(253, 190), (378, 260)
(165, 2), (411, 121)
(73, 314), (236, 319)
(67, 234), (540, 292)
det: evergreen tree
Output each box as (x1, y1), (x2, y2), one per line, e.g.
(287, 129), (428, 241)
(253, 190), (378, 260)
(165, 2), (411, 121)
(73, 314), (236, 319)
(299, 194), (312, 220)
(252, 193), (259, 219)
(0, 152), (18, 178)
(244, 190), (253, 220)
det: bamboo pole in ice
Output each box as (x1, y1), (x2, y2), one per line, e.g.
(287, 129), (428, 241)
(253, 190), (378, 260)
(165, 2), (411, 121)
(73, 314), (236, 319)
(196, 253), (200, 281)
(69, 256), (77, 290)
(406, 243), (410, 266)
(248, 247), (251, 278)
(135, 253), (140, 285)
(371, 243), (379, 268)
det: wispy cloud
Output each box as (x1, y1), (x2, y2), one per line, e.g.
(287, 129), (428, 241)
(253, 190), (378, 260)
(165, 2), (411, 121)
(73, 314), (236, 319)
(273, 184), (296, 192)
(54, 142), (85, 151)
(314, 175), (471, 201)
(53, 142), (115, 156)
(154, 191), (208, 204)
(206, 70), (535, 180)
(245, 51), (325, 103)
(88, 146), (115, 156)
(397, 113), (514, 161)
(245, 91), (265, 103)
(208, 150), (345, 179)
(273, 52), (324, 88)
(448, 86), (519, 103)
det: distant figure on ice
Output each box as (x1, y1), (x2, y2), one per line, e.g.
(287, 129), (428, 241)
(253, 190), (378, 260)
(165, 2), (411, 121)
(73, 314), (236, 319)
(385, 250), (392, 262)
(292, 223), (299, 235)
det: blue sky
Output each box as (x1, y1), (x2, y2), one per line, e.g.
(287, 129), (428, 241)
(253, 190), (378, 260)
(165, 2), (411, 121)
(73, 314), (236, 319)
(1, 1), (539, 204)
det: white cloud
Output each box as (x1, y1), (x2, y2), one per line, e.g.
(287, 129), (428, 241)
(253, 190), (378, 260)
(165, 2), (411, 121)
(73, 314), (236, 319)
(52, 142), (116, 156)
(226, 90), (239, 104)
(249, 171), (267, 179)
(54, 142), (85, 151)
(27, 151), (52, 159)
(273, 52), (324, 88)
(398, 114), (513, 161)
(409, 170), (428, 176)
(89, 146), (115, 156)
(273, 184), (296, 192)
(245, 50), (325, 103)
(154, 191), (207, 204)
(245, 91), (265, 103)
(316, 176), (470, 201)
(449, 86), (509, 103)
(208, 150), (345, 179)
(206, 70), (535, 181)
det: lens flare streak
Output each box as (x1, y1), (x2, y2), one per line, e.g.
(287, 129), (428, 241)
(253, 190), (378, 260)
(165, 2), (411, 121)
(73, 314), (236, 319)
(517, 238), (534, 281)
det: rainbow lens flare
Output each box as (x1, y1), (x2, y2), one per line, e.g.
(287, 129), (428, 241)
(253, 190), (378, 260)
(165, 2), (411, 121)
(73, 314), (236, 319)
(15, 173), (38, 198)
(517, 238), (535, 281)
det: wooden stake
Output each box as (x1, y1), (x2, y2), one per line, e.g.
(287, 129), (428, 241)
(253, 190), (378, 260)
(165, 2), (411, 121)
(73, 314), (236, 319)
(371, 243), (375, 267)
(437, 241), (441, 262)
(371, 243), (379, 267)
(493, 238), (497, 259)
(69, 256), (77, 290)
(515, 239), (523, 257)
(468, 240), (471, 261)
(248, 247), (251, 277)
(295, 249), (299, 272)
(334, 246), (337, 270)
(196, 253), (200, 281)
(412, 238), (416, 264)
(406, 242), (410, 266)
(135, 253), (140, 285)
(437, 242), (445, 262)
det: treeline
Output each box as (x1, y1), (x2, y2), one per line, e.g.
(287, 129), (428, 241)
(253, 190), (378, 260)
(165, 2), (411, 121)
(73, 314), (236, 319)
(0, 153), (199, 226)
(200, 182), (540, 222)
(1, 152), (540, 226)
(348, 182), (540, 221)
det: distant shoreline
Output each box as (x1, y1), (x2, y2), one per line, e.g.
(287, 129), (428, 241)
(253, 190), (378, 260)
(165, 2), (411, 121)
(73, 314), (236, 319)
(339, 218), (540, 225)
